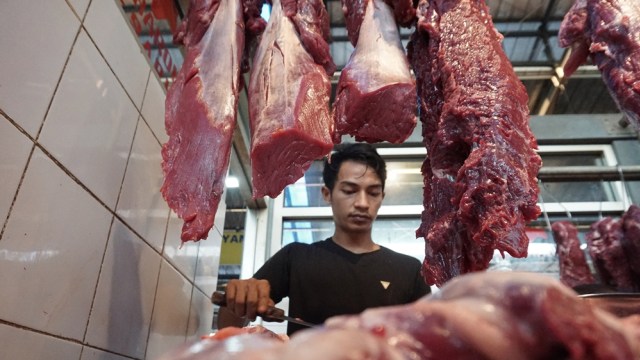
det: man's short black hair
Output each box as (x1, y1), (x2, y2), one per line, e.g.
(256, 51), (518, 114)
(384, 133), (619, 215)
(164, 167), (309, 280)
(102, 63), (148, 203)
(323, 143), (387, 191)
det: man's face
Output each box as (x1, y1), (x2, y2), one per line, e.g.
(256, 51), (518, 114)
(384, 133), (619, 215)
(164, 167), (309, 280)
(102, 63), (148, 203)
(322, 160), (385, 234)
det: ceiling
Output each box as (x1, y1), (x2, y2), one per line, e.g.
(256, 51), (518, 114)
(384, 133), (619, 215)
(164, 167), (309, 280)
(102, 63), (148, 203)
(123, 0), (624, 227)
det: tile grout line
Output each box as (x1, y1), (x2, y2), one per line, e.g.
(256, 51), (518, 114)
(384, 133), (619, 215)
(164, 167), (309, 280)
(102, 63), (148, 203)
(79, 212), (116, 349)
(23, 133), (232, 301)
(2, 1), (204, 355)
(0, 111), (37, 243)
(33, 7), (84, 142)
(139, 70), (166, 148)
(81, 7), (147, 117)
(73, 4), (101, 352)
(78, 70), (146, 342)
(0, 319), (139, 360)
(143, 256), (167, 359)
(0, 3), (84, 243)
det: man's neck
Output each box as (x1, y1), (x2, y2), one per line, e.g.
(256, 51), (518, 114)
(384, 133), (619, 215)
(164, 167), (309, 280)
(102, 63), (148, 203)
(331, 232), (379, 254)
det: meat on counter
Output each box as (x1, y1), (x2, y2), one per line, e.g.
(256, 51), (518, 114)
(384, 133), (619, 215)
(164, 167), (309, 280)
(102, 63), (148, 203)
(159, 272), (640, 360)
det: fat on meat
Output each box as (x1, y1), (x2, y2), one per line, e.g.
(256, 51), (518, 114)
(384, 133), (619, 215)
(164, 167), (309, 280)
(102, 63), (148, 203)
(161, 0), (245, 241)
(586, 216), (638, 291)
(160, 272), (640, 359)
(559, 0), (640, 130)
(551, 221), (596, 288)
(332, 0), (417, 144)
(407, 0), (542, 286)
(248, 0), (334, 199)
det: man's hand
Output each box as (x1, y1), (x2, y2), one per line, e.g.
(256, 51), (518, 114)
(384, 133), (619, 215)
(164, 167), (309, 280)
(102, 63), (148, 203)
(224, 278), (274, 321)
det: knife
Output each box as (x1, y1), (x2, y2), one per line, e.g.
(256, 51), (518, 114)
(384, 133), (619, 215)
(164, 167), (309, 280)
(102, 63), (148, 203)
(211, 291), (315, 328)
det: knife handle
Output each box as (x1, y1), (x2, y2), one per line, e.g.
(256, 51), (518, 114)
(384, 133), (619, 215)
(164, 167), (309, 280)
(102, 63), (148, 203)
(211, 291), (227, 306)
(211, 291), (285, 321)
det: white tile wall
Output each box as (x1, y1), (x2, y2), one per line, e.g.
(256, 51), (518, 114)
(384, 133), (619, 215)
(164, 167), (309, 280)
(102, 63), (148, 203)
(68, 0), (91, 19)
(0, 1), (225, 359)
(85, 219), (161, 359)
(194, 226), (223, 296)
(116, 120), (170, 250)
(0, 148), (112, 340)
(0, 323), (82, 360)
(146, 260), (193, 360)
(84, 0), (151, 109)
(0, 119), (33, 226)
(142, 74), (169, 144)
(0, 1), (80, 137)
(39, 30), (139, 211)
(165, 212), (200, 280)
(81, 347), (131, 360)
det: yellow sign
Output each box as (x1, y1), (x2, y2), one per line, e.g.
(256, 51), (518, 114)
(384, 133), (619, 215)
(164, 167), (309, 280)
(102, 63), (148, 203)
(221, 230), (244, 265)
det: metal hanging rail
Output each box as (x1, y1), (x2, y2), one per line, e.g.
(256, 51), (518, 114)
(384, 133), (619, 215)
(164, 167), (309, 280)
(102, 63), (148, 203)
(537, 165), (640, 182)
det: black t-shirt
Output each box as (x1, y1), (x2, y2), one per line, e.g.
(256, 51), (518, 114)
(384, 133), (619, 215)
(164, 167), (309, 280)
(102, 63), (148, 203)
(254, 238), (430, 335)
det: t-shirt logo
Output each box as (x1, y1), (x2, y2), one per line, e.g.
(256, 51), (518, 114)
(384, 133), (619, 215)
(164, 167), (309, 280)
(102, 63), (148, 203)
(380, 281), (390, 289)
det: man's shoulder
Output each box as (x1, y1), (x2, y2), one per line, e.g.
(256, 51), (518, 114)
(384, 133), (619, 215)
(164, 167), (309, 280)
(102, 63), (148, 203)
(280, 241), (311, 253)
(379, 246), (422, 266)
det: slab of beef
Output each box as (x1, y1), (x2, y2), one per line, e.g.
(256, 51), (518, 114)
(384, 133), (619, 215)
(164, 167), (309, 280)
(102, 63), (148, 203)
(586, 217), (638, 291)
(622, 205), (640, 284)
(558, 0), (640, 130)
(161, 272), (640, 359)
(407, 0), (542, 286)
(161, 0), (245, 241)
(551, 221), (595, 288)
(248, 0), (334, 199)
(332, 0), (417, 144)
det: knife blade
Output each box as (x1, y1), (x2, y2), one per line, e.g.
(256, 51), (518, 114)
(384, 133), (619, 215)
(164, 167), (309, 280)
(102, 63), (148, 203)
(211, 291), (315, 327)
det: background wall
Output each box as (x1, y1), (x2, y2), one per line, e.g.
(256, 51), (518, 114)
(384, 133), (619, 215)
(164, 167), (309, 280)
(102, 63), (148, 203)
(0, 1), (222, 359)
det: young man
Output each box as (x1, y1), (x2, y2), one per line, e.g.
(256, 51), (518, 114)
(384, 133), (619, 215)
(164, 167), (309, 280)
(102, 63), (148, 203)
(220, 143), (430, 335)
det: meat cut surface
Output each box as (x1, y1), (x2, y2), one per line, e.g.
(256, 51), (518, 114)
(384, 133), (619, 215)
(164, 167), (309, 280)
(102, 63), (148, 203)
(248, 0), (334, 199)
(551, 221), (595, 288)
(161, 0), (244, 242)
(161, 272), (640, 359)
(332, 0), (417, 144)
(408, 0), (541, 286)
(559, 0), (640, 130)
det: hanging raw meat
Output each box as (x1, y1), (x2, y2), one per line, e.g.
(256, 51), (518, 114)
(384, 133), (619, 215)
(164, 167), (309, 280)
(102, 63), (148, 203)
(621, 205), (640, 283)
(407, 0), (542, 286)
(248, 0), (335, 199)
(586, 216), (638, 291)
(332, 0), (417, 144)
(551, 221), (595, 288)
(558, 0), (640, 130)
(161, 0), (246, 242)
